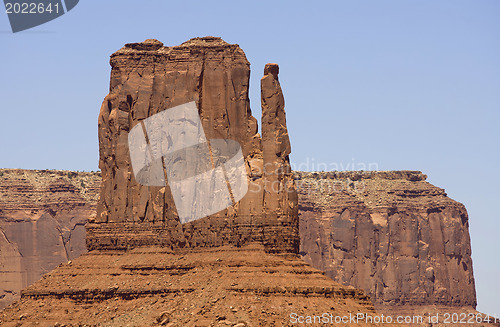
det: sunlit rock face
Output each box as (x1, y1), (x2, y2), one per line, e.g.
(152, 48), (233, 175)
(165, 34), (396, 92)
(88, 37), (299, 254)
(297, 171), (477, 309)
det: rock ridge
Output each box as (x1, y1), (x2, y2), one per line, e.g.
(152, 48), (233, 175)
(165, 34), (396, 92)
(0, 37), (482, 323)
(295, 170), (428, 181)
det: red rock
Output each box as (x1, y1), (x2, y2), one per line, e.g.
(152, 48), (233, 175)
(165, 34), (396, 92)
(1, 169), (494, 325)
(0, 169), (100, 308)
(88, 37), (298, 254)
(0, 244), (378, 326)
(297, 171), (477, 310)
(0, 36), (493, 326)
(0, 38), (381, 326)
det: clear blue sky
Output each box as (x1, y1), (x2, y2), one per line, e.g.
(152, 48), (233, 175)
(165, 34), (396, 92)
(1, 0), (499, 316)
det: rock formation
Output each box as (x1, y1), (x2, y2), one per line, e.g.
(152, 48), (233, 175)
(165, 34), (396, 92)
(1, 168), (491, 322)
(0, 169), (100, 309)
(1, 37), (495, 325)
(87, 37), (299, 254)
(0, 37), (382, 325)
(261, 63), (297, 226)
(297, 171), (477, 309)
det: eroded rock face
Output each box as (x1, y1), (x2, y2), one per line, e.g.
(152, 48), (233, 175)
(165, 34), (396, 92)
(0, 169), (100, 308)
(297, 171), (477, 308)
(87, 37), (298, 253)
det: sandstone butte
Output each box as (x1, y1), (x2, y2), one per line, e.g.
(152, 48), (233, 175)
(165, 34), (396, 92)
(0, 37), (497, 326)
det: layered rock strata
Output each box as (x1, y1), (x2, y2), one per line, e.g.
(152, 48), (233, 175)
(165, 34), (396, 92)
(0, 35), (489, 325)
(87, 37), (298, 254)
(0, 244), (378, 326)
(0, 169), (484, 316)
(0, 37), (384, 326)
(0, 168), (484, 317)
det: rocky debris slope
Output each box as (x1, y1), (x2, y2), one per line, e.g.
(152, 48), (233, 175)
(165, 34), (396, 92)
(0, 244), (378, 326)
(88, 37), (298, 254)
(0, 169), (100, 309)
(297, 171), (477, 310)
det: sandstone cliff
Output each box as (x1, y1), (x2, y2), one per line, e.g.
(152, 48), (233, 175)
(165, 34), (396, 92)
(0, 169), (483, 317)
(0, 169), (100, 308)
(297, 171), (477, 309)
(1, 171), (494, 325)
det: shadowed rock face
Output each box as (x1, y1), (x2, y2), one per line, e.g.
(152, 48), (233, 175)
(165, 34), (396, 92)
(297, 171), (477, 309)
(88, 37), (299, 254)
